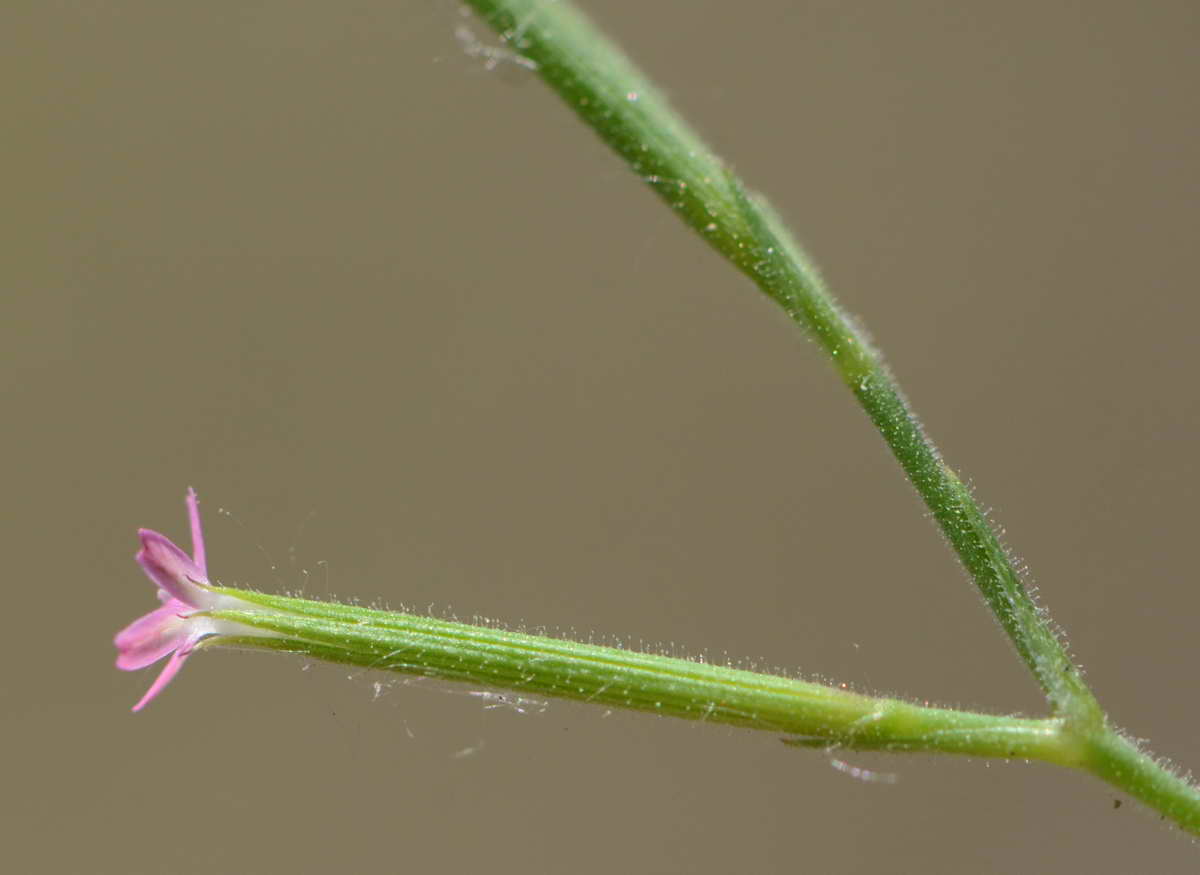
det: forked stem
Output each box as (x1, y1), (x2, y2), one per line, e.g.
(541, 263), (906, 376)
(442, 0), (1198, 835)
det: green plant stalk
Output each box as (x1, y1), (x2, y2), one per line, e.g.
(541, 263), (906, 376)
(449, 0), (1199, 835)
(462, 0), (1088, 721)
(207, 587), (1200, 835)
(209, 587), (1066, 760)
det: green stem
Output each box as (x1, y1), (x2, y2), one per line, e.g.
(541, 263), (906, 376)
(1080, 731), (1200, 835)
(207, 587), (1200, 835)
(443, 0), (1200, 835)
(461, 0), (1092, 722)
(209, 588), (1064, 760)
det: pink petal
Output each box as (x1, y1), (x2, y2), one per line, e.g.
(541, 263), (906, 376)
(137, 529), (208, 605)
(130, 644), (193, 712)
(114, 601), (189, 671)
(186, 487), (207, 578)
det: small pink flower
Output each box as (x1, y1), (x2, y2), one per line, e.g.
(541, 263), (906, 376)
(115, 488), (266, 711)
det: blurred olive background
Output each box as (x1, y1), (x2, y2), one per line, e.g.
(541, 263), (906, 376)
(5, 1), (1199, 871)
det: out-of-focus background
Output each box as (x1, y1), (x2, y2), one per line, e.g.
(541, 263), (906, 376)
(5, 1), (1199, 871)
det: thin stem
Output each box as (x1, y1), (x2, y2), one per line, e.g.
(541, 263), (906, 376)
(460, 0), (1093, 723)
(1081, 731), (1200, 836)
(209, 588), (1065, 761)
(207, 587), (1200, 835)
(446, 0), (1200, 835)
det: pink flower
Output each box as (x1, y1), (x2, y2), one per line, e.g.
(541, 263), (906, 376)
(115, 488), (266, 711)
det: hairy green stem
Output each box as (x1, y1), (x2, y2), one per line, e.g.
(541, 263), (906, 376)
(461, 0), (1089, 720)
(1081, 731), (1200, 836)
(210, 588), (1065, 760)
(447, 0), (1198, 835)
(206, 585), (1200, 834)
